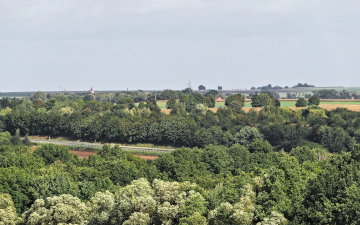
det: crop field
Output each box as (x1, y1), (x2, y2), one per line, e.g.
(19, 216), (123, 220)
(157, 99), (360, 113)
(156, 100), (168, 109)
(137, 99), (360, 109)
(158, 100), (360, 108)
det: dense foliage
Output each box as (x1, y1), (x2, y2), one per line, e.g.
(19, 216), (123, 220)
(0, 134), (360, 224)
(1, 92), (360, 224)
(2, 93), (358, 151)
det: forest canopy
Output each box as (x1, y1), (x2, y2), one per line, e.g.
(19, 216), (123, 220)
(1, 92), (360, 224)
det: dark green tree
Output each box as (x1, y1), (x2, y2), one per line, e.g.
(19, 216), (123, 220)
(295, 98), (308, 107)
(34, 144), (72, 164)
(225, 94), (246, 111)
(198, 85), (206, 91)
(308, 95), (320, 106)
(10, 129), (21, 145)
(166, 98), (177, 110)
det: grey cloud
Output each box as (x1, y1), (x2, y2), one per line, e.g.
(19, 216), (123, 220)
(0, 0), (359, 91)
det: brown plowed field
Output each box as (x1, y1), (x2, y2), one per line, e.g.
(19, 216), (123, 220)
(69, 150), (96, 159)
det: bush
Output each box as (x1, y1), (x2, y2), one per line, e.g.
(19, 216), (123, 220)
(308, 96), (320, 106)
(34, 144), (72, 164)
(295, 98), (307, 107)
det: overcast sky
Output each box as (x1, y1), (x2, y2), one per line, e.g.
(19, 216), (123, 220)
(0, 0), (359, 91)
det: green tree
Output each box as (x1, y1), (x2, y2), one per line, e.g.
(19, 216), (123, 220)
(295, 98), (307, 107)
(256, 211), (288, 225)
(208, 184), (256, 225)
(234, 126), (264, 146)
(0, 193), (21, 225)
(202, 145), (234, 174)
(179, 212), (207, 225)
(318, 126), (355, 152)
(289, 146), (326, 163)
(198, 85), (206, 91)
(123, 212), (151, 225)
(112, 178), (156, 223)
(205, 90), (219, 98)
(251, 93), (272, 108)
(116, 97), (135, 110)
(30, 164), (80, 200)
(23, 134), (31, 145)
(22, 194), (89, 224)
(248, 139), (273, 153)
(340, 184), (360, 225)
(300, 151), (360, 224)
(308, 96), (320, 106)
(225, 94), (246, 108)
(146, 99), (161, 113)
(88, 191), (115, 225)
(228, 144), (251, 173)
(274, 99), (281, 108)
(0, 167), (32, 212)
(0, 132), (12, 145)
(34, 144), (72, 164)
(166, 98), (177, 109)
(10, 129), (21, 145)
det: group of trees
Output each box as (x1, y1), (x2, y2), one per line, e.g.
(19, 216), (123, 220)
(1, 136), (360, 224)
(295, 96), (320, 107)
(250, 93), (280, 109)
(250, 83), (316, 91)
(1, 176), (288, 225)
(293, 83), (315, 88)
(1, 91), (360, 224)
(1, 93), (360, 152)
(314, 89), (359, 99)
(251, 84), (284, 91)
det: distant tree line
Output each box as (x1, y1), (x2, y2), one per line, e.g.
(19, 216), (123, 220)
(313, 89), (360, 99)
(250, 83), (316, 91)
(292, 83), (315, 88)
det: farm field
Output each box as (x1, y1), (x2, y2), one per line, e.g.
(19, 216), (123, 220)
(155, 99), (360, 110)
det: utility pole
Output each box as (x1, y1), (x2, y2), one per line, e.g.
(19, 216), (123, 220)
(187, 80), (192, 90)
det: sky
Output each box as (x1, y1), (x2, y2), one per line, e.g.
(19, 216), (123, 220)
(0, 0), (360, 92)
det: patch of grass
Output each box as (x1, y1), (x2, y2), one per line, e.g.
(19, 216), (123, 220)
(156, 101), (167, 109)
(320, 101), (360, 105)
(215, 102), (225, 108)
(279, 101), (297, 107)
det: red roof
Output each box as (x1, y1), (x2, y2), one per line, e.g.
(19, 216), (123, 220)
(215, 97), (224, 101)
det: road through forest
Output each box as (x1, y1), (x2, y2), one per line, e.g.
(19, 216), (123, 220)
(30, 138), (176, 153)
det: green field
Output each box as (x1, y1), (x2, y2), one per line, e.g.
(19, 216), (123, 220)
(156, 101), (167, 109)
